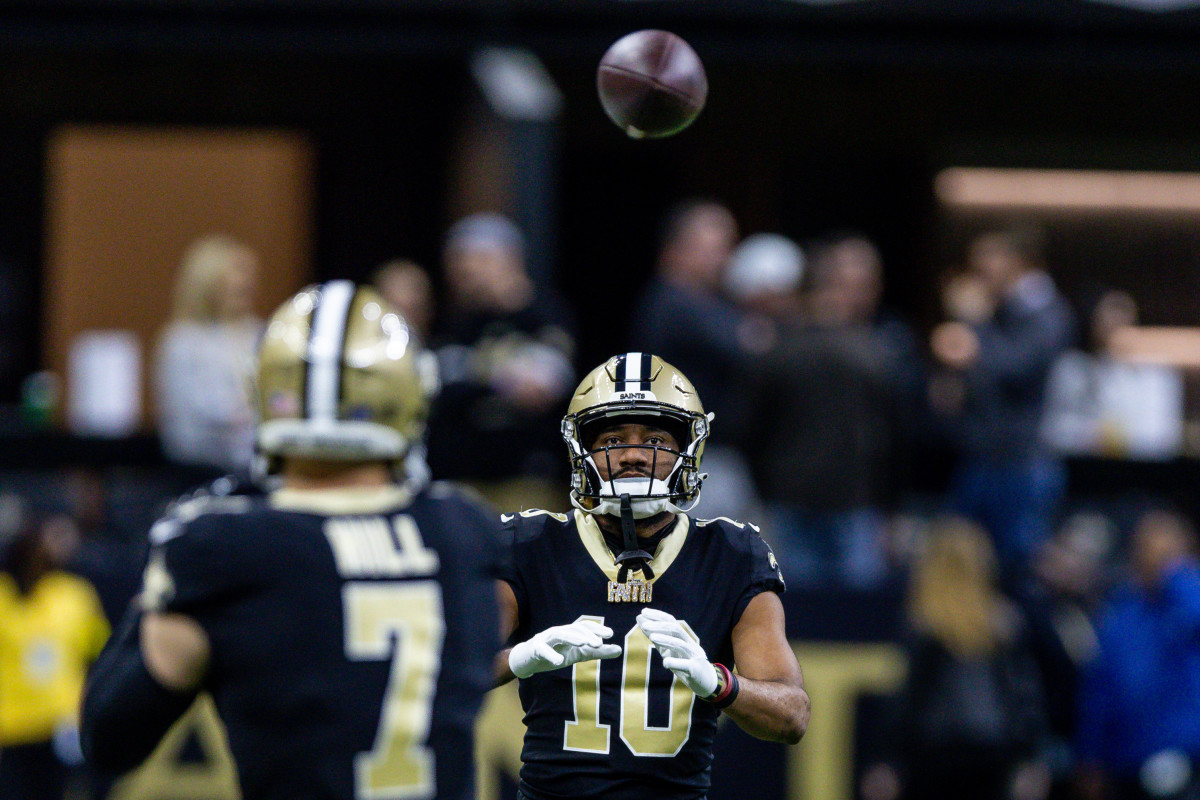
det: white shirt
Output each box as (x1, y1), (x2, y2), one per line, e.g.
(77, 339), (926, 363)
(1041, 349), (1183, 460)
(154, 319), (262, 471)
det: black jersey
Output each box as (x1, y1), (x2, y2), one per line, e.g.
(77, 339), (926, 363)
(499, 509), (784, 800)
(139, 482), (500, 800)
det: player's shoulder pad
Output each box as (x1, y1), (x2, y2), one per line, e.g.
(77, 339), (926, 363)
(150, 479), (259, 546)
(500, 508), (571, 541)
(695, 516), (762, 534)
(694, 515), (767, 549)
(696, 515), (783, 585)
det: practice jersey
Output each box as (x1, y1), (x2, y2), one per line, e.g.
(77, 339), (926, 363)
(499, 509), (784, 800)
(139, 481), (500, 800)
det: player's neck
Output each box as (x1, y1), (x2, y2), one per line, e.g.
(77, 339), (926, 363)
(594, 510), (675, 539)
(279, 459), (392, 491)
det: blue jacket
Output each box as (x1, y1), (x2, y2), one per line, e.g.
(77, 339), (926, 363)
(1076, 562), (1200, 776)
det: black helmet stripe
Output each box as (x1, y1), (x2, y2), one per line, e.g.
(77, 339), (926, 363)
(615, 351), (652, 393)
(304, 280), (356, 421)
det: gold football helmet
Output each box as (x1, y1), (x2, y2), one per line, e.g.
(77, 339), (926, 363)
(562, 352), (710, 517)
(254, 281), (436, 465)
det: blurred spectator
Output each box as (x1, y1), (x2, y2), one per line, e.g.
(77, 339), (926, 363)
(1075, 506), (1200, 800)
(861, 516), (1050, 800)
(0, 512), (110, 800)
(58, 468), (144, 626)
(929, 225), (1076, 583)
(809, 231), (927, 498)
(1041, 288), (1183, 461)
(153, 233), (263, 476)
(1017, 511), (1116, 800)
(722, 231), (805, 355)
(372, 258), (436, 340)
(631, 199), (741, 423)
(738, 233), (910, 589)
(426, 212), (575, 511)
(630, 199), (755, 519)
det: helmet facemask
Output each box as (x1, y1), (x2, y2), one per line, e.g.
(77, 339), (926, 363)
(563, 407), (710, 519)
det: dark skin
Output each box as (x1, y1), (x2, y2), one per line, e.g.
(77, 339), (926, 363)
(493, 422), (810, 744)
(588, 421), (682, 540)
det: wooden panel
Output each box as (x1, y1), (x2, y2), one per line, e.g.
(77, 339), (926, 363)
(45, 125), (314, 429)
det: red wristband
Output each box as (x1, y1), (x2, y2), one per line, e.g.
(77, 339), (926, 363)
(704, 663), (737, 707)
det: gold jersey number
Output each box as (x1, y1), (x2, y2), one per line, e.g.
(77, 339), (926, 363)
(564, 614), (698, 757)
(343, 581), (445, 799)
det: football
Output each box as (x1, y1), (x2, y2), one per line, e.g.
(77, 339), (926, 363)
(596, 30), (708, 139)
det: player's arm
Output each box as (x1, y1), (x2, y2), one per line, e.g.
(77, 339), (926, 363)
(492, 578), (621, 688)
(722, 591), (809, 743)
(80, 605), (204, 774)
(493, 579), (521, 686)
(638, 592), (809, 745)
(141, 611), (211, 690)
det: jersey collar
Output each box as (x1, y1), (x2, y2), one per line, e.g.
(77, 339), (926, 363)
(269, 484), (413, 515)
(574, 509), (689, 584)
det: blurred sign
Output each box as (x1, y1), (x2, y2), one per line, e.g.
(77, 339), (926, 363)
(66, 330), (141, 438)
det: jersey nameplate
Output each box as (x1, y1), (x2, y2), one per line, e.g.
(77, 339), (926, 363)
(607, 577), (652, 604)
(324, 515), (439, 578)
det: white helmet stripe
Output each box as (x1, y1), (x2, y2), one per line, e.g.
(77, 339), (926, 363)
(615, 351), (652, 392)
(306, 280), (356, 421)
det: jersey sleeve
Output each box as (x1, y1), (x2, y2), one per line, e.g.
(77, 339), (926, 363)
(732, 527), (786, 624)
(80, 604), (200, 775)
(142, 497), (255, 619)
(496, 514), (528, 644)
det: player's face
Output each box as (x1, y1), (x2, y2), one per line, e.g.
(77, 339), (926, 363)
(589, 422), (680, 483)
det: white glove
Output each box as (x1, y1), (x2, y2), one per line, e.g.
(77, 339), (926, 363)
(508, 619), (622, 679)
(636, 607), (719, 698)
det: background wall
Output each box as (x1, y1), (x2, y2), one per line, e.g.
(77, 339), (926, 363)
(44, 125), (313, 428)
(5, 1), (1200, 398)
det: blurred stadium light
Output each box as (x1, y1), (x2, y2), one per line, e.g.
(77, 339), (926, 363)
(1086, 0), (1200, 9)
(471, 48), (563, 124)
(465, 47), (563, 290)
(936, 167), (1200, 214)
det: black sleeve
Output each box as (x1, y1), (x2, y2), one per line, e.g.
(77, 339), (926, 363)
(80, 604), (199, 775)
(496, 515), (530, 644)
(732, 526), (787, 624)
(143, 508), (251, 623)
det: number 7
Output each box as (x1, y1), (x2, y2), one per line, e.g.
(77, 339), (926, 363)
(343, 581), (445, 799)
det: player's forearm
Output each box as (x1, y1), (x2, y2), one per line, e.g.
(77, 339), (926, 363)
(493, 648), (517, 688)
(722, 676), (810, 744)
(81, 607), (199, 774)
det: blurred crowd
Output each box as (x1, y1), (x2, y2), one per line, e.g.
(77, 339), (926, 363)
(3, 200), (1200, 800)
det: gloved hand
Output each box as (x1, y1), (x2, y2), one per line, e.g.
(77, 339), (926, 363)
(508, 619), (622, 679)
(636, 607), (719, 698)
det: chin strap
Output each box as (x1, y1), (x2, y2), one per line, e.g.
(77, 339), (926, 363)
(614, 494), (655, 583)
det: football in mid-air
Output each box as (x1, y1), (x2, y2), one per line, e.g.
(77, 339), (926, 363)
(596, 30), (708, 139)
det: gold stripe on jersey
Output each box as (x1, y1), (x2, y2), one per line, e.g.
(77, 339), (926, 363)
(573, 510), (690, 586)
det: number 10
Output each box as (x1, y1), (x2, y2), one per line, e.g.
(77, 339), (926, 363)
(563, 614), (698, 757)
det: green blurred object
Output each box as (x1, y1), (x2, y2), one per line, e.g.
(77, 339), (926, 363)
(20, 371), (60, 430)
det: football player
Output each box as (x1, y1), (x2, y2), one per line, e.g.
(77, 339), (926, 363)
(81, 281), (500, 800)
(495, 352), (810, 800)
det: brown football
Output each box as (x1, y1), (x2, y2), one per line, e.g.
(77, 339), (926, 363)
(597, 30), (708, 139)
